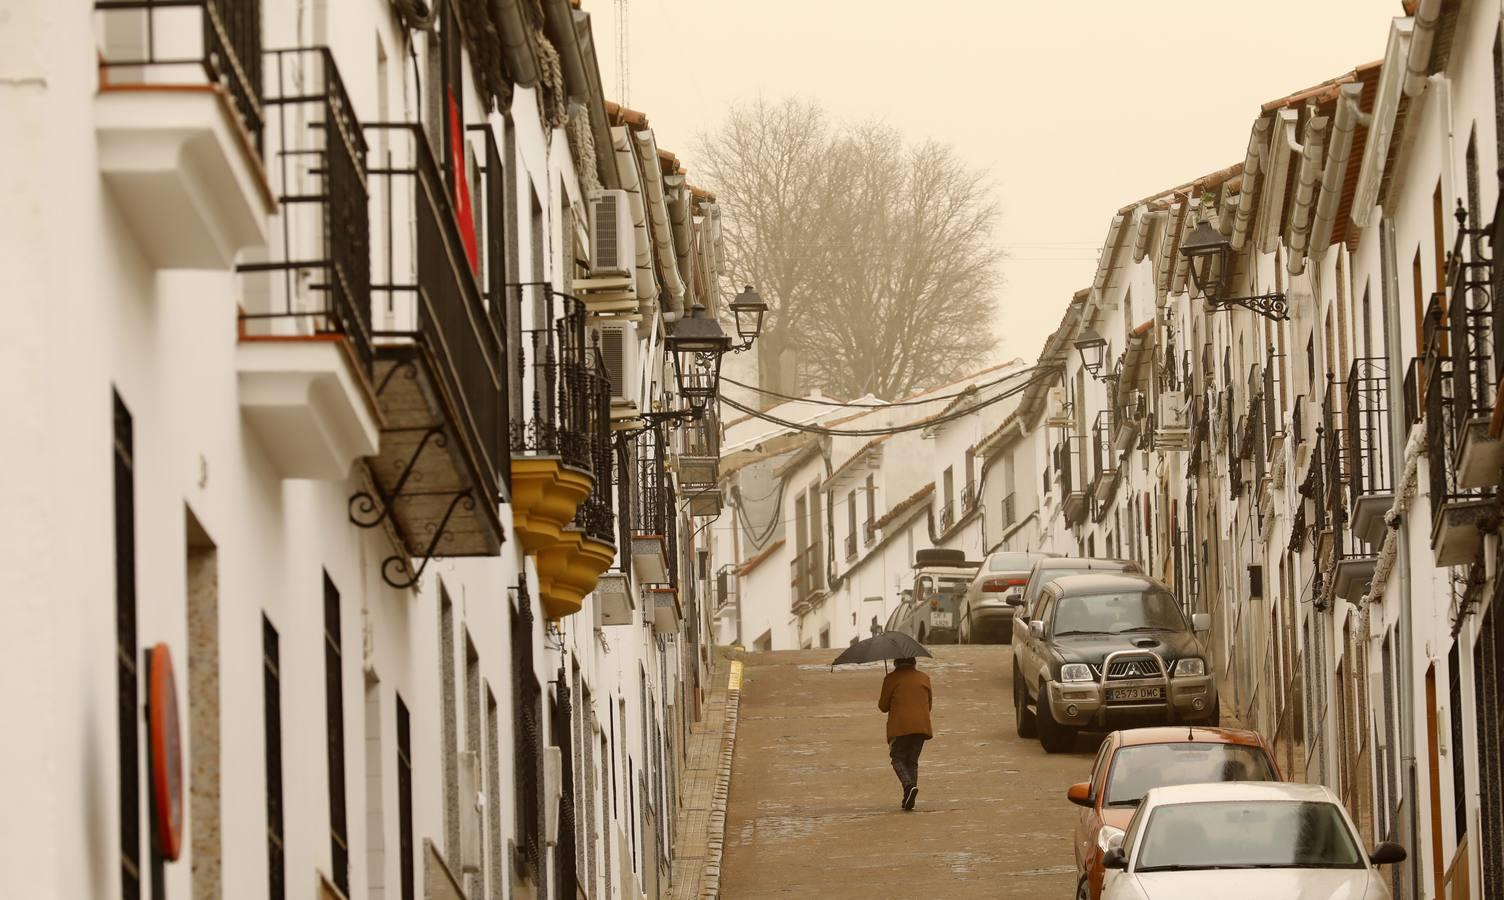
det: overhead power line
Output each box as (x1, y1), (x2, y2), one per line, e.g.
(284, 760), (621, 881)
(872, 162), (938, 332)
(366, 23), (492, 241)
(719, 364), (1061, 438)
(720, 364), (1034, 409)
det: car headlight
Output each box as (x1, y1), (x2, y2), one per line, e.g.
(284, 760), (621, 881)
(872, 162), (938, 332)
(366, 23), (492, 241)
(1096, 825), (1125, 854)
(1059, 663), (1094, 683)
(1174, 657), (1206, 677)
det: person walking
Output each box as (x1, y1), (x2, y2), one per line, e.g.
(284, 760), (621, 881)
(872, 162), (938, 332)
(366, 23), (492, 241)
(878, 657), (933, 810)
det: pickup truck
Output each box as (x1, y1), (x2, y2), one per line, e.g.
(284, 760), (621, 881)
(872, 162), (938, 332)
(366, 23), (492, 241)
(1012, 572), (1217, 752)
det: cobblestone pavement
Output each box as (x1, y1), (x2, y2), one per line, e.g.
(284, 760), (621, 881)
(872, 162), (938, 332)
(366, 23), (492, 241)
(719, 645), (1096, 897)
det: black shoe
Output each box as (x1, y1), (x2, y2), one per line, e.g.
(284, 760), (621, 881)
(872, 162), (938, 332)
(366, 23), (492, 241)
(903, 785), (918, 810)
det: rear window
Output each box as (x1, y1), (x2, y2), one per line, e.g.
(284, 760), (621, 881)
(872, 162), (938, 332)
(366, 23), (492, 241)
(988, 552), (1043, 572)
(1105, 743), (1278, 807)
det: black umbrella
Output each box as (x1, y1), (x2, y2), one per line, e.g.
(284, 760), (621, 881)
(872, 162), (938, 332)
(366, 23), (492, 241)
(831, 631), (932, 669)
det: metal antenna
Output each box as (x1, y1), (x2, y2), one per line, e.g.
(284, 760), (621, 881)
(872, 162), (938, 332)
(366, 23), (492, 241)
(615, 0), (630, 105)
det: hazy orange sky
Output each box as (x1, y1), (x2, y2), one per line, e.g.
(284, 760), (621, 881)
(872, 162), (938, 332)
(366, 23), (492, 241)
(592, 0), (1397, 364)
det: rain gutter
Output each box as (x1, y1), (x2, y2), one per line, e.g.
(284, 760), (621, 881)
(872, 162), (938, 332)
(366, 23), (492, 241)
(543, 2), (619, 189)
(632, 128), (687, 319)
(1403, 0), (1442, 98)
(611, 126), (658, 303)
(1286, 113), (1331, 274)
(491, 0), (538, 87)
(1352, 18), (1415, 229)
(1307, 83), (1366, 266)
(1232, 117), (1273, 251)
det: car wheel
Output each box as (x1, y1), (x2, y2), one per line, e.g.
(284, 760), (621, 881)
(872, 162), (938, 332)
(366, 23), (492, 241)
(918, 625), (927, 645)
(1014, 662), (1037, 738)
(1037, 685), (1076, 753)
(1075, 874), (1089, 900)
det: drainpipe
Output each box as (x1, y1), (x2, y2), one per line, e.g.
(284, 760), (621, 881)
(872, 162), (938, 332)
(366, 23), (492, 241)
(1286, 114), (1330, 274)
(491, 0), (538, 87)
(1403, 0), (1442, 98)
(1306, 84), (1366, 271)
(1380, 216), (1420, 899)
(1232, 118), (1273, 252)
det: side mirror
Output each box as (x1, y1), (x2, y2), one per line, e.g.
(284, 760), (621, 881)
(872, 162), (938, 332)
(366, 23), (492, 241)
(1029, 621), (1045, 640)
(1368, 841), (1407, 866)
(1192, 612), (1210, 633)
(1006, 596), (1025, 607)
(1102, 847), (1127, 870)
(1066, 782), (1093, 808)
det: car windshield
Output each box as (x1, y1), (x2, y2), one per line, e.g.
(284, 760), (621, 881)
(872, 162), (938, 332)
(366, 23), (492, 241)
(919, 577), (971, 611)
(1105, 744), (1278, 807)
(1052, 590), (1185, 635)
(1135, 800), (1365, 871)
(989, 552), (1041, 572)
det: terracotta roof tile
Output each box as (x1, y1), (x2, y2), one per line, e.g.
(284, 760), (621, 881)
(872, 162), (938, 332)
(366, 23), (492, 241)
(873, 482), (934, 531)
(823, 435), (890, 488)
(735, 539), (785, 577)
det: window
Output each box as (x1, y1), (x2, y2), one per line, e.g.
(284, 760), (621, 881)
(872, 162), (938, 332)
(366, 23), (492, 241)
(1433, 182), (1447, 293)
(846, 490), (857, 559)
(1447, 642), (1466, 845)
(323, 573), (349, 895)
(440, 589), (459, 860)
(942, 466), (954, 511)
(464, 635), (481, 897)
(512, 578), (542, 873)
(263, 616), (285, 900)
(397, 694), (415, 900)
(113, 390), (141, 900)
(484, 684), (502, 900)
(864, 474), (875, 535)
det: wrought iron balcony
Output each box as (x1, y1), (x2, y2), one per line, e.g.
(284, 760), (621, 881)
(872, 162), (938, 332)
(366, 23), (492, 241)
(1091, 409), (1119, 505)
(962, 481), (978, 513)
(93, 0), (272, 267)
(1056, 435), (1089, 526)
(789, 540), (826, 611)
(675, 407), (720, 489)
(512, 286), (593, 472)
(844, 532), (857, 561)
(570, 346), (617, 548)
(1001, 492), (1017, 529)
(1344, 357), (1395, 544)
(1446, 203), (1501, 487)
(864, 519), (876, 546)
(939, 500), (956, 533)
(1113, 389), (1145, 451)
(235, 48), (378, 480)
(353, 123), (506, 587)
(1422, 293), (1497, 566)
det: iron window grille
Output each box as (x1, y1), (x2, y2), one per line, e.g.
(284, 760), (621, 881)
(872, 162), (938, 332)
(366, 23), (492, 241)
(570, 342), (617, 545)
(113, 390), (141, 900)
(1446, 203), (1497, 436)
(397, 695), (415, 900)
(262, 616), (285, 900)
(511, 285), (592, 471)
(322, 573), (349, 895)
(1345, 357), (1394, 503)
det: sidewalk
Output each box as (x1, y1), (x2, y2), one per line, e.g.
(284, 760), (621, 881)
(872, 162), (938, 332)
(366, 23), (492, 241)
(669, 652), (741, 899)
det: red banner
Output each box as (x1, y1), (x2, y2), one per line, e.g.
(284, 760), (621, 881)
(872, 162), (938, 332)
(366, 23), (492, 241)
(449, 91), (479, 274)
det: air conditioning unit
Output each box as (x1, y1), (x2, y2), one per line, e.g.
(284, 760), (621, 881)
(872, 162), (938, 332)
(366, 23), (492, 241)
(593, 572), (634, 626)
(587, 189), (635, 278)
(1160, 390), (1186, 428)
(458, 750), (483, 873)
(597, 322), (641, 413)
(1045, 386), (1071, 427)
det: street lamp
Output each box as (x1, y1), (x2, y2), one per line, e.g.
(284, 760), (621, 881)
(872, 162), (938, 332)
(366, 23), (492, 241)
(1073, 325), (1108, 380)
(667, 304), (732, 414)
(728, 285), (767, 352)
(1177, 217), (1289, 321)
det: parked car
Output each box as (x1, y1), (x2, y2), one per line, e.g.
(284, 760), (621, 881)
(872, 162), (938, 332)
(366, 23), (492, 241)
(958, 550), (1056, 644)
(1011, 556), (1141, 646)
(884, 549), (979, 644)
(1068, 727), (1281, 900)
(1013, 573), (1217, 752)
(1100, 782), (1406, 899)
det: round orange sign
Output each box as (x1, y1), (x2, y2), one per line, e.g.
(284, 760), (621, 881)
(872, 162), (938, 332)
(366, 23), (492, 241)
(148, 643), (184, 861)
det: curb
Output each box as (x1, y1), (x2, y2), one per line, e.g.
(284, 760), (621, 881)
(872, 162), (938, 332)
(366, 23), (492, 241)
(701, 659), (743, 899)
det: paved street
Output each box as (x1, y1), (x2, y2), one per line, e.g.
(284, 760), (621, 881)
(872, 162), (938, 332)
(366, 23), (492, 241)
(720, 645), (1091, 897)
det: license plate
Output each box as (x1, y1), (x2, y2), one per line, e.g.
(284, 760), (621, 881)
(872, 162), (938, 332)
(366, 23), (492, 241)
(931, 612), (953, 627)
(1109, 687), (1163, 702)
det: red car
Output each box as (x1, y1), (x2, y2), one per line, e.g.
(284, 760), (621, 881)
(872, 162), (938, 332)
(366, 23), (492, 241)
(1067, 726), (1281, 900)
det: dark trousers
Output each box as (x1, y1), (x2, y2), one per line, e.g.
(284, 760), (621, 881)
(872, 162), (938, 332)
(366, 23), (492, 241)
(888, 734), (927, 790)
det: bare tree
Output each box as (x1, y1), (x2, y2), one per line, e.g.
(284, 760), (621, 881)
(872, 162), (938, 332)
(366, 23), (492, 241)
(698, 100), (1000, 400)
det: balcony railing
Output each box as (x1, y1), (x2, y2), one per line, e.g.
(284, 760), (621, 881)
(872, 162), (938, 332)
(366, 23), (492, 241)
(511, 285), (591, 472)
(570, 346), (616, 546)
(1447, 204), (1496, 434)
(863, 519), (876, 546)
(962, 481), (978, 513)
(1001, 492), (1017, 529)
(1403, 357), (1422, 426)
(1345, 358), (1393, 504)
(844, 532), (857, 561)
(1091, 409), (1117, 491)
(239, 48), (370, 373)
(632, 425), (667, 539)
(1056, 434), (1089, 524)
(790, 540), (825, 609)
(939, 500), (955, 533)
(366, 122), (506, 505)
(96, 0), (265, 151)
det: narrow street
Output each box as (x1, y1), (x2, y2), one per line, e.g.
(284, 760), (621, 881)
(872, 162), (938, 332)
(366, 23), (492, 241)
(721, 646), (1088, 897)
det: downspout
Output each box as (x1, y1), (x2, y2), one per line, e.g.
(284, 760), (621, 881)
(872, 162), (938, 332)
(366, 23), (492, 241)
(1232, 118), (1273, 252)
(632, 128), (686, 320)
(1380, 217), (1420, 899)
(1306, 84), (1366, 270)
(1286, 114), (1331, 274)
(1403, 0), (1442, 98)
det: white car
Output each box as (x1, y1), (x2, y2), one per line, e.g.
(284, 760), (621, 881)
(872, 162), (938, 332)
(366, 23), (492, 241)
(1101, 782), (1406, 900)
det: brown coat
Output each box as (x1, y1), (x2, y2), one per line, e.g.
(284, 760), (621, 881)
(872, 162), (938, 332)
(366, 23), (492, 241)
(878, 666), (933, 741)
